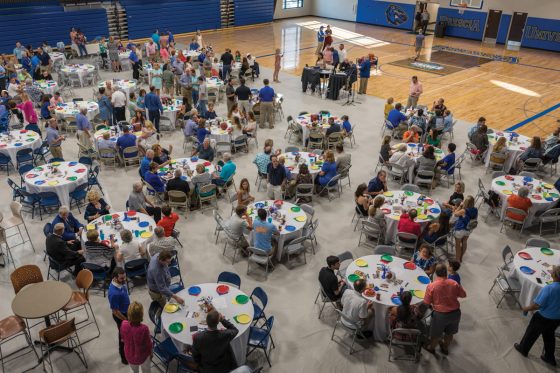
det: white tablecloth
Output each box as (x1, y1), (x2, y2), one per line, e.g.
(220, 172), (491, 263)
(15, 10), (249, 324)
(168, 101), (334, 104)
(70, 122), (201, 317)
(81, 211), (156, 244)
(345, 254), (429, 341)
(50, 52), (66, 67)
(206, 76), (224, 90)
(0, 130), (42, 166)
(60, 64), (95, 85)
(246, 200), (307, 261)
(485, 130), (531, 173)
(162, 158), (216, 182)
(294, 113), (341, 145)
(380, 190), (442, 243)
(490, 175), (560, 226)
(511, 246), (559, 307)
(24, 162), (88, 206)
(98, 79), (137, 97)
(160, 283), (254, 365)
(392, 143), (445, 181)
(33, 80), (58, 95)
(207, 119), (233, 152)
(54, 101), (99, 120)
(118, 51), (131, 63)
(279, 151), (322, 176)
(145, 98), (182, 125)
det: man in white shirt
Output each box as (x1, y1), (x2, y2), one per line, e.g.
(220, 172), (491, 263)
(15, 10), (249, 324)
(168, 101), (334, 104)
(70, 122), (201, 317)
(341, 279), (374, 333)
(7, 76), (20, 98)
(338, 44), (347, 64)
(147, 226), (177, 256)
(111, 89), (127, 125)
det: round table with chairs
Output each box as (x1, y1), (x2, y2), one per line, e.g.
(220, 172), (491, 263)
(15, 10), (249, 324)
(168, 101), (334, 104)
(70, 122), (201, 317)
(49, 51), (66, 67)
(379, 190), (442, 244)
(345, 254), (430, 341)
(12, 279), (73, 325)
(33, 80), (58, 95)
(98, 79), (137, 97)
(511, 246), (559, 307)
(490, 175), (560, 226)
(485, 130), (531, 173)
(391, 143), (445, 182)
(54, 101), (99, 120)
(81, 211), (156, 244)
(159, 158), (216, 182)
(0, 130), (42, 167)
(245, 200), (308, 261)
(24, 161), (89, 207)
(279, 151), (323, 176)
(182, 50), (200, 59)
(294, 113), (341, 145)
(60, 64), (96, 86)
(160, 282), (254, 365)
(206, 76), (224, 90)
(207, 119), (234, 153)
(147, 98), (182, 127)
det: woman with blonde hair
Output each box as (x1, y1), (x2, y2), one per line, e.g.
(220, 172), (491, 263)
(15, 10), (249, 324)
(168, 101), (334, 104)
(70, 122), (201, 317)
(228, 102), (244, 122)
(84, 189), (111, 222)
(137, 120), (158, 153)
(384, 97), (394, 118)
(151, 63), (163, 96)
(316, 150), (337, 189)
(453, 195), (478, 263)
(489, 136), (507, 165)
(120, 301), (153, 372)
(237, 178), (255, 206)
(117, 229), (146, 265)
(151, 143), (172, 164)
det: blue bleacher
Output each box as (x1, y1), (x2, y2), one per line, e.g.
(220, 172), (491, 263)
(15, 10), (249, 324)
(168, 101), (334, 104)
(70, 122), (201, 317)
(234, 0), (274, 27)
(121, 0), (221, 40)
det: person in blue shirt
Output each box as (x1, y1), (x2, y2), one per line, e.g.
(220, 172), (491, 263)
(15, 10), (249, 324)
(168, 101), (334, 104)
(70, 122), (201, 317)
(116, 126), (137, 156)
(316, 26), (325, 55)
(167, 30), (174, 45)
(387, 103), (408, 129)
(51, 206), (84, 251)
(196, 119), (211, 145)
(452, 195), (477, 263)
(258, 79), (275, 129)
(341, 115), (352, 135)
(367, 170), (387, 196)
(40, 95), (52, 120)
(129, 45), (141, 80)
(212, 153), (236, 186)
(332, 48), (340, 70)
(31, 53), (41, 79)
(144, 162), (166, 193)
(435, 142), (456, 186)
(151, 29), (160, 49)
(253, 208), (279, 256)
(515, 265), (560, 367)
(13, 42), (26, 63)
(189, 38), (200, 51)
(144, 86), (163, 133)
(140, 149), (154, 178)
(97, 87), (113, 124)
(358, 56), (371, 94)
(316, 150), (338, 187)
(107, 267), (131, 365)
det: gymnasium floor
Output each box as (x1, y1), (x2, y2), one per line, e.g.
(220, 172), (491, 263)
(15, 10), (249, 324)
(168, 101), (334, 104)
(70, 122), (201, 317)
(1, 17), (559, 373)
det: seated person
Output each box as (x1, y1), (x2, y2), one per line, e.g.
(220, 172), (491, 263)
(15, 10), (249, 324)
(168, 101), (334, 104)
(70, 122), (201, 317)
(423, 211), (450, 244)
(388, 291), (425, 340)
(471, 123), (490, 155)
(52, 206), (84, 251)
(544, 128), (560, 151)
(403, 125), (420, 144)
(442, 110), (454, 133)
(397, 209), (421, 240)
(516, 136), (544, 171)
(46, 223), (85, 276)
(367, 170), (387, 196)
(341, 115), (352, 135)
(425, 128), (441, 148)
(489, 137), (507, 166)
(506, 186), (532, 222)
(192, 163), (213, 192)
(315, 150), (337, 188)
(319, 255), (347, 302)
(212, 153), (236, 186)
(543, 141), (560, 165)
(253, 142), (273, 175)
(116, 126), (137, 156)
(244, 111), (257, 137)
(196, 119), (211, 145)
(389, 143), (410, 167)
(431, 98), (447, 113)
(205, 102), (217, 120)
(380, 136), (392, 163)
(237, 178), (255, 206)
(442, 181), (465, 211)
(182, 114), (199, 137)
(416, 146), (437, 173)
(411, 244), (437, 276)
(341, 279), (374, 331)
(387, 103), (408, 134)
(224, 205), (253, 252)
(468, 117), (486, 142)
(253, 208), (279, 256)
(152, 143), (172, 164)
(130, 110), (146, 132)
(127, 182), (162, 222)
(435, 142), (456, 183)
(408, 109), (427, 134)
(97, 132), (117, 156)
(144, 162), (166, 193)
(84, 229), (117, 271)
(84, 189), (111, 222)
(384, 97), (394, 118)
(325, 117), (341, 137)
(147, 226), (177, 256)
(116, 229), (146, 265)
(157, 205), (179, 237)
(192, 138), (215, 162)
(166, 168), (190, 196)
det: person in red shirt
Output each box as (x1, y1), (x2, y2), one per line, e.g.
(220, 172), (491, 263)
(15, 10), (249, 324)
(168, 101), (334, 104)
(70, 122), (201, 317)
(506, 186), (532, 222)
(423, 263), (467, 355)
(156, 205), (179, 237)
(397, 209), (421, 238)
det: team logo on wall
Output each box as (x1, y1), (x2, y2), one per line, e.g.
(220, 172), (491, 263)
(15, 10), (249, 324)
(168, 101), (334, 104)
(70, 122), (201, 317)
(410, 61), (444, 71)
(386, 4), (408, 26)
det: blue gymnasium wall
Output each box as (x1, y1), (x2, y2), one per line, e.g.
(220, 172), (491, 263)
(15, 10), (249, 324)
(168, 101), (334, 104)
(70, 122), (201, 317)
(522, 17), (560, 52)
(234, 0), (274, 27)
(356, 0), (415, 30)
(121, 0), (221, 40)
(0, 3), (108, 54)
(435, 7), (487, 40)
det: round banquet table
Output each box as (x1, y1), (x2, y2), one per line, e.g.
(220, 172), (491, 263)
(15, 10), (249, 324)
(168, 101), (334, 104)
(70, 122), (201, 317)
(0, 130), (42, 166)
(54, 101), (99, 120)
(294, 113), (341, 145)
(511, 246), (559, 307)
(207, 119), (233, 153)
(160, 157), (216, 183)
(98, 79), (137, 97)
(24, 161), (89, 207)
(345, 254), (430, 341)
(279, 151), (323, 176)
(182, 50), (201, 59)
(490, 175), (560, 226)
(391, 143), (445, 182)
(485, 130), (531, 173)
(145, 98), (182, 125)
(380, 190), (442, 244)
(12, 280), (72, 323)
(81, 211), (156, 244)
(118, 50), (131, 63)
(33, 80), (58, 95)
(206, 76), (224, 90)
(50, 51), (66, 67)
(60, 64), (96, 85)
(160, 283), (254, 365)
(246, 200), (308, 261)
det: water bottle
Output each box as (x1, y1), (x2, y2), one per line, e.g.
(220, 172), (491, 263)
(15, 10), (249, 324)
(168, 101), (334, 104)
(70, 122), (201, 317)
(100, 230), (105, 240)
(399, 287), (403, 296)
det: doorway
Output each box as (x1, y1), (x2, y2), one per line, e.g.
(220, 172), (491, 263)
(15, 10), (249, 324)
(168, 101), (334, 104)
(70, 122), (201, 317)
(413, 1), (440, 34)
(483, 9), (503, 44)
(506, 12), (528, 51)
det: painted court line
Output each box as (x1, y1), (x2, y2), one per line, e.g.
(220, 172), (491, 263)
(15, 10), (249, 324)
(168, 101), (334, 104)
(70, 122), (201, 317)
(506, 103), (560, 131)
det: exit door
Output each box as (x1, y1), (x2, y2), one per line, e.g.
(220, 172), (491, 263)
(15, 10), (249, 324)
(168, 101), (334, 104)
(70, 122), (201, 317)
(506, 12), (528, 51)
(483, 9), (502, 44)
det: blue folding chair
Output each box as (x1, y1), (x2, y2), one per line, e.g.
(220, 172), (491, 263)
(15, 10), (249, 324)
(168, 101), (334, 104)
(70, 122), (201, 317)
(69, 183), (89, 213)
(148, 301), (163, 337)
(169, 266), (185, 294)
(46, 254), (74, 280)
(124, 258), (149, 293)
(18, 164), (34, 184)
(78, 156), (93, 167)
(247, 316), (275, 367)
(42, 222), (53, 261)
(0, 153), (12, 175)
(217, 271), (241, 289)
(176, 352), (198, 373)
(87, 165), (103, 194)
(151, 336), (180, 373)
(49, 157), (65, 163)
(81, 262), (111, 297)
(250, 287), (268, 326)
(38, 192), (61, 220)
(16, 148), (33, 168)
(7, 178), (24, 201)
(33, 140), (51, 164)
(18, 189), (40, 219)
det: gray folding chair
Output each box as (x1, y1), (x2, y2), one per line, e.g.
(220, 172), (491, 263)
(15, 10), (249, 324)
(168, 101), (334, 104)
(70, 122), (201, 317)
(388, 328), (422, 362)
(536, 208), (560, 236)
(488, 266), (522, 308)
(331, 309), (367, 355)
(500, 207), (528, 237)
(525, 238), (550, 249)
(358, 220), (383, 247)
(284, 236), (307, 267)
(395, 232), (418, 257)
(247, 246), (274, 280)
(401, 184), (420, 193)
(373, 245), (396, 255)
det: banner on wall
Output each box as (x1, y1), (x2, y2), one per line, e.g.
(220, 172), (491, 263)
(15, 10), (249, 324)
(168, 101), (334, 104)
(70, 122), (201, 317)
(436, 7), (486, 40)
(522, 18), (560, 52)
(356, 0), (415, 30)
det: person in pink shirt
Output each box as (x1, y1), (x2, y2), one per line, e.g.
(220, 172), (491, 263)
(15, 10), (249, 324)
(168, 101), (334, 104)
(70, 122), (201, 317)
(120, 301), (153, 372)
(160, 47), (170, 62)
(407, 75), (423, 109)
(397, 209), (421, 238)
(49, 91), (64, 107)
(17, 92), (38, 124)
(323, 47), (333, 65)
(146, 40), (157, 62)
(423, 263), (467, 355)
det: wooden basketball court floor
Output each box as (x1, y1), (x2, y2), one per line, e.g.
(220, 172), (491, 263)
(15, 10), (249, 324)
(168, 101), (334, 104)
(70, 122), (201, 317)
(175, 16), (560, 138)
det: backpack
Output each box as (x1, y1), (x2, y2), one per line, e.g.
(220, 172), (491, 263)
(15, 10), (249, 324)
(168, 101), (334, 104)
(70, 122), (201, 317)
(485, 190), (501, 209)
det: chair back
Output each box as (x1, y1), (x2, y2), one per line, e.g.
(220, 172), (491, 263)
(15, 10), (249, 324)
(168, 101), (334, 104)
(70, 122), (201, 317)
(396, 232), (418, 246)
(518, 171), (536, 178)
(523, 158), (542, 170)
(300, 204), (314, 218)
(18, 164), (34, 175)
(217, 271), (241, 288)
(168, 190), (188, 205)
(285, 146), (299, 153)
(41, 318), (77, 345)
(296, 183), (314, 196)
(99, 148), (116, 158)
(501, 245), (513, 266)
(491, 171), (506, 179)
(334, 309), (360, 330)
(373, 245), (396, 255)
(123, 146), (140, 159)
(75, 269), (94, 298)
(525, 238), (550, 248)
(199, 184), (217, 196)
(251, 286), (268, 309)
(78, 156), (93, 166)
(9, 201), (23, 220)
(43, 223), (53, 237)
(337, 251), (354, 263)
(249, 246), (269, 257)
(11, 264), (43, 294)
(505, 207), (527, 222)
(401, 184), (420, 193)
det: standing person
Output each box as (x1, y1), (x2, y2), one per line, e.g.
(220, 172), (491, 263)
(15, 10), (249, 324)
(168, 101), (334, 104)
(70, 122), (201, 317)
(151, 29), (160, 49)
(197, 76), (208, 118)
(13, 42), (26, 63)
(108, 267), (130, 365)
(316, 26), (325, 55)
(112, 88), (127, 125)
(179, 68), (193, 108)
(191, 310), (239, 373)
(120, 302), (153, 373)
(421, 9), (430, 34)
(129, 46), (141, 80)
(220, 48), (234, 80)
(225, 78), (236, 114)
(45, 118), (66, 159)
(407, 76), (423, 109)
(258, 79), (275, 129)
(338, 44), (347, 65)
(266, 154), (286, 200)
(144, 86), (163, 133)
(151, 62), (163, 96)
(76, 106), (94, 150)
(108, 36), (122, 72)
(235, 78), (252, 114)
(358, 57), (371, 94)
(147, 250), (185, 307)
(423, 263), (467, 355)
(514, 265), (560, 367)
(273, 48), (282, 83)
(172, 57), (184, 97)
(414, 31), (425, 61)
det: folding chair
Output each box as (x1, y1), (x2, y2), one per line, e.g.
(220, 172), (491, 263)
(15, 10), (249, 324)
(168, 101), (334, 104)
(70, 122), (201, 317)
(314, 284), (338, 319)
(331, 309), (367, 355)
(500, 207), (528, 237)
(488, 266), (522, 308)
(358, 220), (383, 247)
(387, 328), (422, 362)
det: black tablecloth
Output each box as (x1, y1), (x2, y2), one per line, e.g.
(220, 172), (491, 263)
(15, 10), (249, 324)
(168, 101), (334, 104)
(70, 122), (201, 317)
(327, 73), (347, 100)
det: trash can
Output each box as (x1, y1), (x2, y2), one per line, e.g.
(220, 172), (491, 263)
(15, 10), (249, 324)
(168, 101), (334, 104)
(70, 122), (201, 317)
(435, 21), (447, 38)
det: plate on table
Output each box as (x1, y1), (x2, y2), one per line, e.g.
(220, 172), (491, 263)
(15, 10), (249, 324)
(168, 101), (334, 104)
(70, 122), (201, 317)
(75, 168), (86, 173)
(138, 221), (150, 228)
(412, 290), (425, 299)
(355, 259), (368, 267)
(68, 162), (78, 166)
(51, 162), (61, 166)
(495, 181), (506, 186)
(380, 254), (393, 263)
(391, 296), (402, 305)
(284, 225), (296, 232)
(294, 216), (306, 222)
(502, 190), (513, 195)
(127, 210), (137, 216)
(429, 208), (440, 214)
(26, 173), (38, 179)
(14, 143), (23, 146)
(541, 248), (554, 256)
(216, 285), (230, 295)
(188, 286), (201, 296)
(518, 252), (533, 260)
(505, 175), (514, 181)
(290, 206), (301, 212)
(382, 208), (391, 214)
(519, 266), (535, 275)
(383, 192), (394, 197)
(423, 198), (434, 205)
(203, 161), (212, 166)
(140, 232), (152, 238)
(523, 176), (533, 182)
(417, 275), (431, 284)
(235, 294), (249, 304)
(549, 193), (560, 198)
(363, 288), (376, 297)
(404, 191), (414, 196)
(47, 181), (59, 186)
(403, 262), (417, 270)
(417, 214), (428, 220)
(532, 195), (542, 200)
(34, 180), (45, 185)
(164, 303), (180, 313)
(254, 202), (264, 209)
(348, 274), (361, 282)
(67, 176), (77, 181)
(168, 322), (184, 334)
(542, 183), (554, 189)
(233, 314), (251, 324)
